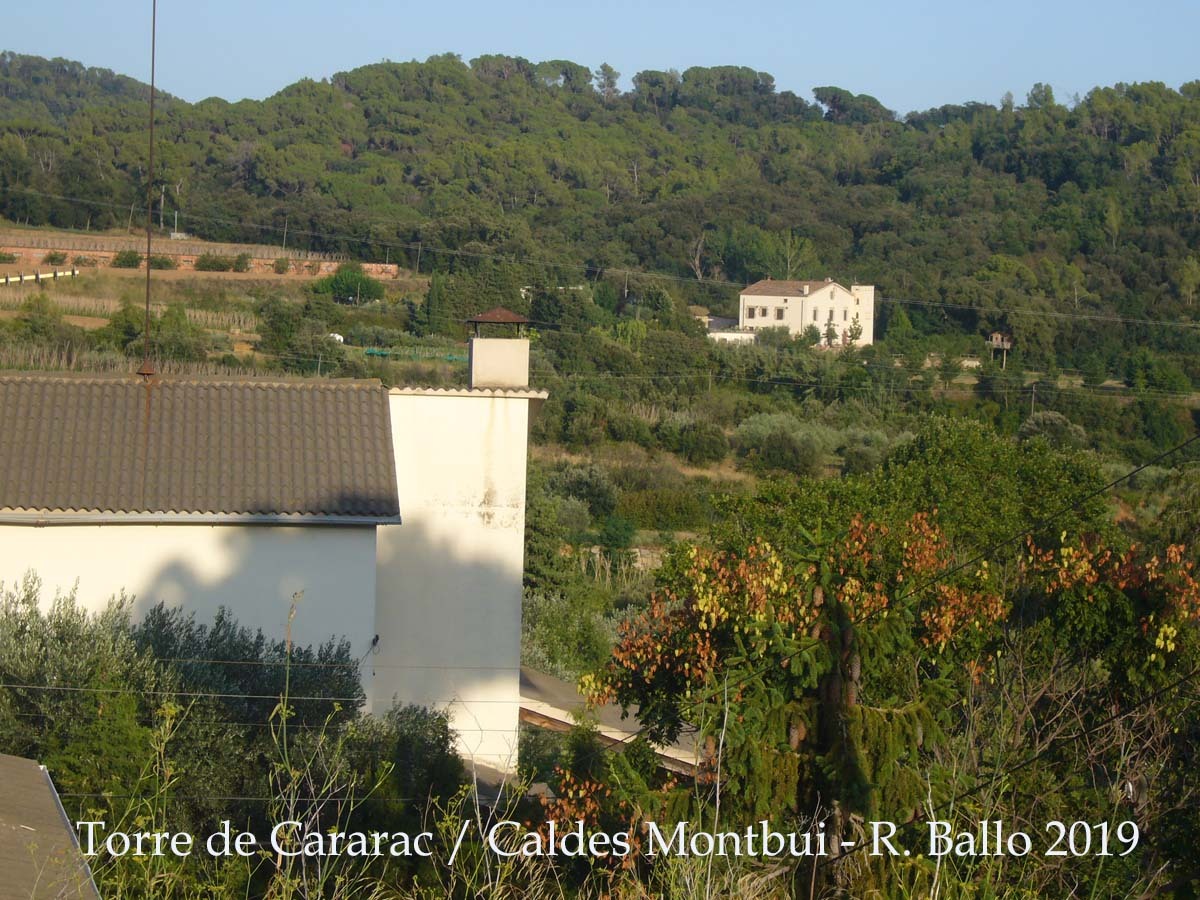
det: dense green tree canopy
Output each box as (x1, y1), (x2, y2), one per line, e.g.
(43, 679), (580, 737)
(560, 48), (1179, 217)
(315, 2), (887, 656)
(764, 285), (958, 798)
(3, 53), (1200, 378)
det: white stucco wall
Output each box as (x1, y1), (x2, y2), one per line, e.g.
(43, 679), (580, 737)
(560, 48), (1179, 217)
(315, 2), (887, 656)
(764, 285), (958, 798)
(468, 338), (531, 389)
(375, 387), (536, 774)
(0, 524), (379, 670)
(707, 330), (757, 345)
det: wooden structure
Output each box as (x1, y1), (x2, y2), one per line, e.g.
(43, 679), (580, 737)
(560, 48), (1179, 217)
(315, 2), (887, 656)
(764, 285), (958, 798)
(988, 331), (1013, 369)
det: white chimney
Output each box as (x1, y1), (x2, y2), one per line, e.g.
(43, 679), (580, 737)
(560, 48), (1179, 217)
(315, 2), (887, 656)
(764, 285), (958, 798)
(465, 308), (531, 389)
(468, 338), (530, 389)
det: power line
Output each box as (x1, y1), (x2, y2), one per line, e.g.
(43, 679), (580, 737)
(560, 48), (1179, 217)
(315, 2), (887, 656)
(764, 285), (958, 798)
(11, 267), (1196, 401)
(148, 656), (514, 672)
(8, 710), (522, 733)
(0, 682), (533, 705)
(882, 295), (1200, 331)
(0, 682), (362, 704)
(140, 0), (158, 375)
(8, 187), (1200, 334)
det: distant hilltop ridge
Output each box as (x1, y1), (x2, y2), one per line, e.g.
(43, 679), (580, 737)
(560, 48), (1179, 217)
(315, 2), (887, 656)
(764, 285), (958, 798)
(2, 49), (1199, 379)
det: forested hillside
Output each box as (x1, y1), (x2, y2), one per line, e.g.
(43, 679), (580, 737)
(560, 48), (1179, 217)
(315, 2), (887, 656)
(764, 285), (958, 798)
(3, 52), (1200, 373)
(4, 50), (1200, 897)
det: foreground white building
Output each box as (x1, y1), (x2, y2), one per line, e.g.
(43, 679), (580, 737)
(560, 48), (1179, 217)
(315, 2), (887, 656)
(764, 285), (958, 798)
(733, 278), (876, 346)
(0, 332), (545, 774)
(375, 336), (545, 772)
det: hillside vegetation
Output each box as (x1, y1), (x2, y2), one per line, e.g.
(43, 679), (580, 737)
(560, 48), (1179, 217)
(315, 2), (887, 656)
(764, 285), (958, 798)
(1, 53), (1199, 368)
(4, 52), (1200, 897)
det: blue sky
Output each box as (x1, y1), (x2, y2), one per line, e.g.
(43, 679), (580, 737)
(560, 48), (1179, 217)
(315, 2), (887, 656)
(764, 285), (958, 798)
(6, 0), (1198, 114)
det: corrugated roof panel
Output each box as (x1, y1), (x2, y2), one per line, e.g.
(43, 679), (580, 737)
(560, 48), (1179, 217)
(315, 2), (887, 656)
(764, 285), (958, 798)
(0, 374), (400, 521)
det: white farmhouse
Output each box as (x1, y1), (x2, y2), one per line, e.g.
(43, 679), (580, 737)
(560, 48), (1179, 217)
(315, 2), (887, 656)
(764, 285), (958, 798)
(0, 328), (546, 776)
(737, 278), (876, 346)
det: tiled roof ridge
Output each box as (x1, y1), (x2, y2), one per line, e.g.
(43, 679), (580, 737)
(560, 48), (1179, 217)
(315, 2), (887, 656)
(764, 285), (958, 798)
(0, 371), (384, 390)
(0, 506), (386, 517)
(390, 385), (548, 397)
(742, 278), (847, 290)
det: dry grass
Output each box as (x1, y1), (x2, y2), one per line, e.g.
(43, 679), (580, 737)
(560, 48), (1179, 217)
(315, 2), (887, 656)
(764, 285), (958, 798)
(62, 315), (109, 330)
(531, 442), (756, 484)
(0, 344), (248, 376)
(0, 289), (120, 317)
(0, 279), (260, 332)
(183, 307), (258, 331)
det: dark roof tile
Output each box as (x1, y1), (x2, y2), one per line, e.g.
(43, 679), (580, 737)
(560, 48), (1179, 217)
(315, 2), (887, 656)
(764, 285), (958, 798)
(0, 373), (400, 521)
(740, 279), (844, 296)
(0, 753), (100, 898)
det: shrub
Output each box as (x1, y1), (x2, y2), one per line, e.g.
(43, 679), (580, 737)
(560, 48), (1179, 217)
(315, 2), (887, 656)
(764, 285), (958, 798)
(147, 255), (177, 270)
(617, 486), (709, 530)
(72, 255), (98, 267)
(598, 514), (635, 551)
(548, 464), (618, 518)
(606, 411), (654, 447)
(676, 421), (729, 464)
(758, 429), (823, 476)
(273, 257), (291, 275)
(555, 496), (592, 544)
(384, 704), (464, 802)
(734, 414), (839, 476)
(194, 254), (234, 272)
(312, 261), (384, 304)
(0, 251), (16, 264)
(522, 590), (615, 681)
(1018, 411), (1087, 449)
(42, 251), (67, 265)
(232, 253), (252, 273)
(840, 428), (892, 475)
(734, 412), (805, 451)
(111, 250), (142, 269)
(842, 441), (885, 475)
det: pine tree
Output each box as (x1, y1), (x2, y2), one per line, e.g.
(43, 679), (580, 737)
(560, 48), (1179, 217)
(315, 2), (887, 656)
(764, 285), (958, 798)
(424, 270), (445, 336)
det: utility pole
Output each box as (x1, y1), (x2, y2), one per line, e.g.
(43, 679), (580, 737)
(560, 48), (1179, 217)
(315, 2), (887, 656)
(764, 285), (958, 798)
(1030, 383), (1036, 415)
(282, 215), (288, 252)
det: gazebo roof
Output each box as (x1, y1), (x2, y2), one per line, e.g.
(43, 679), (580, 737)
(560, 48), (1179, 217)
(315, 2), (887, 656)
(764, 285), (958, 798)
(466, 307), (529, 325)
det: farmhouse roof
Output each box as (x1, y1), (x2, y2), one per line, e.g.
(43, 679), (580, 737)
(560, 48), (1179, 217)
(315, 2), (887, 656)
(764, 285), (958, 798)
(740, 279), (846, 296)
(0, 373), (400, 523)
(0, 753), (100, 898)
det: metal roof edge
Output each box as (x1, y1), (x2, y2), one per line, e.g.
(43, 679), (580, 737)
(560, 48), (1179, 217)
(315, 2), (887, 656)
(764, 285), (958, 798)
(0, 371), (387, 389)
(42, 764), (102, 899)
(0, 512), (402, 527)
(388, 386), (549, 399)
